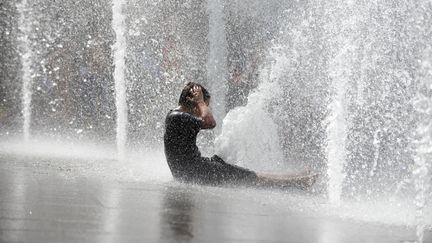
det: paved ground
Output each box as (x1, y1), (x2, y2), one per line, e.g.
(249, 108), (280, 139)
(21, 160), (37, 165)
(0, 154), (430, 243)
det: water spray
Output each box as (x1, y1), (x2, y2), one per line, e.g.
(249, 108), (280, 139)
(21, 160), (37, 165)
(112, 0), (128, 161)
(17, 0), (33, 142)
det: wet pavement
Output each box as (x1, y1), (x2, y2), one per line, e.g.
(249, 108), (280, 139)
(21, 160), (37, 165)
(0, 154), (430, 243)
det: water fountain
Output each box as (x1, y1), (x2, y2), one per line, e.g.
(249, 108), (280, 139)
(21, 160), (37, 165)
(325, 76), (348, 206)
(217, 1), (432, 241)
(112, 0), (128, 160)
(17, 0), (33, 142)
(1, 0), (431, 242)
(215, 63), (285, 172)
(324, 0), (362, 206)
(412, 48), (432, 243)
(206, 0), (228, 131)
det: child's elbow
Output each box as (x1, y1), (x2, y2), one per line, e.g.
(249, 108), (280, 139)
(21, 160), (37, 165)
(209, 121), (217, 129)
(202, 120), (216, 129)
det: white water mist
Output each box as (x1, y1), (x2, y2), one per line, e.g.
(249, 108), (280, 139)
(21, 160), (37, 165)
(215, 79), (284, 171)
(206, 0), (228, 131)
(17, 0), (33, 142)
(112, 0), (128, 160)
(215, 49), (286, 172)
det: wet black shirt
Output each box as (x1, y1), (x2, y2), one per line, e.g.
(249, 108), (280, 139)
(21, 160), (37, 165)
(164, 110), (204, 163)
(163, 109), (257, 184)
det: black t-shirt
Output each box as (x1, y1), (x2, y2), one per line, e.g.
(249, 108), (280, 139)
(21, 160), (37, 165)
(163, 109), (257, 184)
(164, 110), (204, 163)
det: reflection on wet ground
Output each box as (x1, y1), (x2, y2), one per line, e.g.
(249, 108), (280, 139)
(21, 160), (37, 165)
(161, 186), (195, 242)
(0, 155), (430, 243)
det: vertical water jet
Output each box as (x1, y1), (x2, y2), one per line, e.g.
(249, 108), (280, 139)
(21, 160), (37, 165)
(206, 0), (228, 131)
(17, 0), (33, 142)
(325, 80), (348, 206)
(412, 52), (432, 243)
(324, 1), (361, 206)
(370, 129), (381, 177)
(112, 0), (128, 160)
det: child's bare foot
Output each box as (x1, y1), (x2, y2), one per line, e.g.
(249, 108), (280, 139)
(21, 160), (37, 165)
(296, 173), (319, 189)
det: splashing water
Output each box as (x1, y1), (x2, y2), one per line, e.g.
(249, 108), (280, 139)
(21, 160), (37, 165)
(215, 80), (284, 171)
(215, 49), (287, 172)
(2, 1), (432, 240)
(325, 79), (347, 206)
(206, 0), (228, 131)
(324, 0), (362, 206)
(17, 0), (33, 142)
(112, 0), (128, 160)
(412, 50), (432, 243)
(370, 129), (381, 177)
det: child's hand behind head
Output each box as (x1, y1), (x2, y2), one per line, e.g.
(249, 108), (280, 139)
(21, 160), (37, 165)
(187, 85), (205, 104)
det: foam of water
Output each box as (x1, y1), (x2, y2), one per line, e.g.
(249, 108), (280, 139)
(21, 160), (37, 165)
(17, 0), (33, 142)
(215, 79), (285, 172)
(214, 45), (292, 172)
(112, 0), (128, 161)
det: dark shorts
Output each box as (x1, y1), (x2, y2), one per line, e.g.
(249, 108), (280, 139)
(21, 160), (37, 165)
(168, 155), (258, 186)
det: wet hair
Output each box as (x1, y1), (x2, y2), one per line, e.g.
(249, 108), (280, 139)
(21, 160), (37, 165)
(178, 82), (211, 108)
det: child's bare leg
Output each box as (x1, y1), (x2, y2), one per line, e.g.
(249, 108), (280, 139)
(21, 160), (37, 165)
(255, 173), (318, 189)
